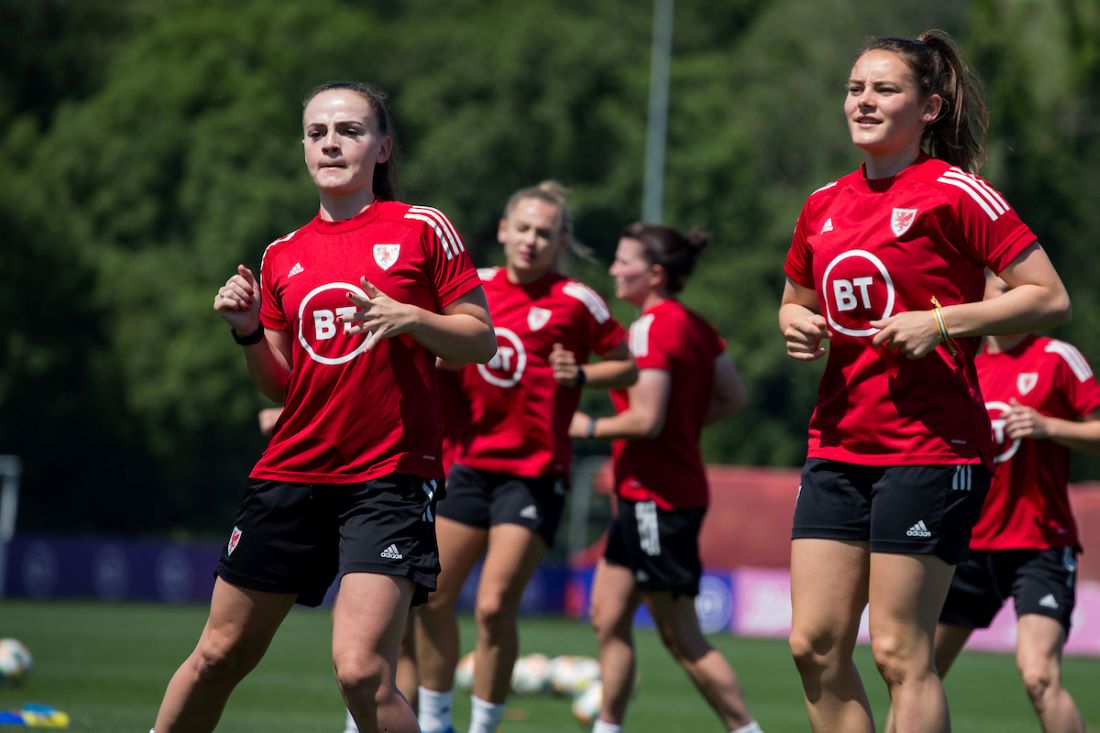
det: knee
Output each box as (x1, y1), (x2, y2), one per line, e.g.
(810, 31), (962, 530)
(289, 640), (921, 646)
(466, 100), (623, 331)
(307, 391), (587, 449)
(1018, 661), (1057, 709)
(333, 652), (389, 704)
(474, 593), (515, 636)
(789, 628), (844, 677)
(870, 633), (920, 686)
(191, 632), (259, 685)
(589, 602), (626, 646)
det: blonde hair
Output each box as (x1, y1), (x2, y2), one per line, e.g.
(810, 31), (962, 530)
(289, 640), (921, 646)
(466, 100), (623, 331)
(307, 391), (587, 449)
(503, 180), (595, 265)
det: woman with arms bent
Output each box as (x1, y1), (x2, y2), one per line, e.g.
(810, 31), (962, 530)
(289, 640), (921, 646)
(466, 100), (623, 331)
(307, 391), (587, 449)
(413, 181), (636, 733)
(153, 81), (494, 733)
(781, 31), (1070, 733)
(572, 222), (761, 733)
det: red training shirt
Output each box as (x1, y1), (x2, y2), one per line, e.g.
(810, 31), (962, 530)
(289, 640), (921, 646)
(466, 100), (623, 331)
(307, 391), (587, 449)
(251, 201), (480, 484)
(454, 267), (626, 478)
(971, 335), (1100, 551)
(784, 155), (1037, 468)
(611, 300), (726, 510)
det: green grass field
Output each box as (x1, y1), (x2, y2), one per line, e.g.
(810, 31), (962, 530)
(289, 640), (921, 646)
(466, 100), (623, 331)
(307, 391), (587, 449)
(1, 599), (1098, 732)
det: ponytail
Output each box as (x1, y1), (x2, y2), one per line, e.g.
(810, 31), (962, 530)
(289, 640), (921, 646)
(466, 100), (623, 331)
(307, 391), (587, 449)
(621, 222), (710, 295)
(861, 30), (988, 172)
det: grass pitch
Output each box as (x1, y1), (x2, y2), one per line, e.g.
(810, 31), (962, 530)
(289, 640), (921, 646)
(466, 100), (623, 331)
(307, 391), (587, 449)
(1, 599), (1097, 731)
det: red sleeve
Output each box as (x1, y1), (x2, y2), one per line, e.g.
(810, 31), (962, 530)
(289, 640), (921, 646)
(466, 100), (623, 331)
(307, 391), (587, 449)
(783, 199), (816, 288)
(258, 246), (287, 331)
(562, 281), (627, 356)
(629, 312), (673, 371)
(415, 206), (481, 309)
(939, 170), (1037, 273)
(1049, 342), (1100, 419)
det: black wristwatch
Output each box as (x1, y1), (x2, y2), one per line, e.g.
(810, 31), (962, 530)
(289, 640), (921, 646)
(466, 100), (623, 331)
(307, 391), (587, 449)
(231, 324), (265, 345)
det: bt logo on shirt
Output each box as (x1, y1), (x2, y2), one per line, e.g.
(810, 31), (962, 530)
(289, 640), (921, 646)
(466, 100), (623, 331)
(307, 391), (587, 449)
(821, 250), (896, 337)
(298, 282), (372, 365)
(985, 400), (1022, 464)
(478, 327), (527, 388)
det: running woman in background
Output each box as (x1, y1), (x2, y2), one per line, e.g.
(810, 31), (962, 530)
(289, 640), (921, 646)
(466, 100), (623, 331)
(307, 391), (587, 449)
(153, 81), (494, 733)
(571, 222), (759, 733)
(780, 30), (1071, 733)
(414, 181), (637, 733)
(928, 272), (1099, 733)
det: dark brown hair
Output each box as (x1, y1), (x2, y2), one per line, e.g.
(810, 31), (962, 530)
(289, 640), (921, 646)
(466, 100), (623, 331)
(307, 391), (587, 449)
(303, 81), (399, 200)
(621, 222), (710, 295)
(860, 29), (988, 172)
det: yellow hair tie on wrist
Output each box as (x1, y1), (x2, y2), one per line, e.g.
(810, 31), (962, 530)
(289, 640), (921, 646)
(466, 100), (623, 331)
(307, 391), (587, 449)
(930, 296), (957, 356)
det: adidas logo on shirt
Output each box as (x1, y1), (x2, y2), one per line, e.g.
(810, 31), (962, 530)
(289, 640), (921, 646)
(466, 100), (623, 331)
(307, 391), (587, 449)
(820, 218), (834, 234)
(906, 520), (932, 538)
(380, 544), (403, 560)
(1038, 593), (1059, 610)
(288, 262), (304, 278)
(519, 505), (540, 520)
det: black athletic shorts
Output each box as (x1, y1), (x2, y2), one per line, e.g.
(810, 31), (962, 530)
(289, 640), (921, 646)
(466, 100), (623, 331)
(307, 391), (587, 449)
(940, 547), (1078, 633)
(791, 459), (990, 564)
(437, 464), (567, 548)
(216, 474), (442, 607)
(604, 498), (705, 598)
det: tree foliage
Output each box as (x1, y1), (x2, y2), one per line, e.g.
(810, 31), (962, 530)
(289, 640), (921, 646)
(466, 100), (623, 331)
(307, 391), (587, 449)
(3, 0), (1099, 533)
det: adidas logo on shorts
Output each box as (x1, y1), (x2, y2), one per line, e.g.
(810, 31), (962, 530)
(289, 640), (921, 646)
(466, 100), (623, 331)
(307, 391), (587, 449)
(906, 520), (932, 538)
(519, 505), (539, 520)
(1039, 593), (1059, 609)
(380, 544), (403, 560)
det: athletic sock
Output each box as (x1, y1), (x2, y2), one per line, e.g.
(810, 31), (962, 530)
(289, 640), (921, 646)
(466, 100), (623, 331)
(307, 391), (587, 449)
(417, 687), (454, 733)
(730, 721), (764, 733)
(592, 720), (623, 733)
(468, 695), (505, 733)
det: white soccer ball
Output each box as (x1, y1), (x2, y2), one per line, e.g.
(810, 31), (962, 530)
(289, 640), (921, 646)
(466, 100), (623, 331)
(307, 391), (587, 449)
(0, 638), (32, 687)
(548, 655), (600, 696)
(571, 679), (603, 726)
(511, 653), (551, 695)
(454, 651), (475, 692)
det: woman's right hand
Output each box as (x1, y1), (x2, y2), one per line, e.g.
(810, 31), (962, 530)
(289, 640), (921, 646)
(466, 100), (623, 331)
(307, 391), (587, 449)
(784, 314), (830, 361)
(214, 265), (260, 332)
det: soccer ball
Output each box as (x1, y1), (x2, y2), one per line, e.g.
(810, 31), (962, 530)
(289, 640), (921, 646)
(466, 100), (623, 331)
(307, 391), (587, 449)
(571, 680), (602, 726)
(0, 639), (32, 686)
(454, 651), (475, 692)
(548, 655), (600, 696)
(511, 653), (551, 695)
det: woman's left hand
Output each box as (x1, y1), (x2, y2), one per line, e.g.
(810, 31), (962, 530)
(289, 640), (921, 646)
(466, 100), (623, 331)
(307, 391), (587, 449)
(343, 277), (420, 349)
(870, 310), (942, 359)
(1004, 399), (1051, 440)
(550, 342), (584, 386)
(569, 411), (592, 439)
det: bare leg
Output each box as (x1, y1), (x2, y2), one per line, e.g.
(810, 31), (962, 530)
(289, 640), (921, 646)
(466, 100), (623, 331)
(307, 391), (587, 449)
(471, 523), (548, 703)
(155, 578), (296, 732)
(415, 517), (487, 692)
(884, 623), (972, 733)
(645, 591), (754, 729)
(589, 560), (642, 726)
(868, 553), (955, 733)
(396, 613), (418, 708)
(1016, 614), (1083, 733)
(332, 572), (418, 733)
(789, 538), (873, 733)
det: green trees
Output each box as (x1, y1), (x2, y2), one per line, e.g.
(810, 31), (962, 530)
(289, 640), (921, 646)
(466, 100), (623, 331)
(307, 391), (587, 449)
(3, 0), (1098, 533)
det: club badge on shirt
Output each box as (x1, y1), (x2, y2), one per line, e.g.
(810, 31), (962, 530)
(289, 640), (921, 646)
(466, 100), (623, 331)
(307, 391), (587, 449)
(374, 244), (400, 270)
(891, 208), (918, 237)
(527, 307), (551, 331)
(1017, 372), (1039, 395)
